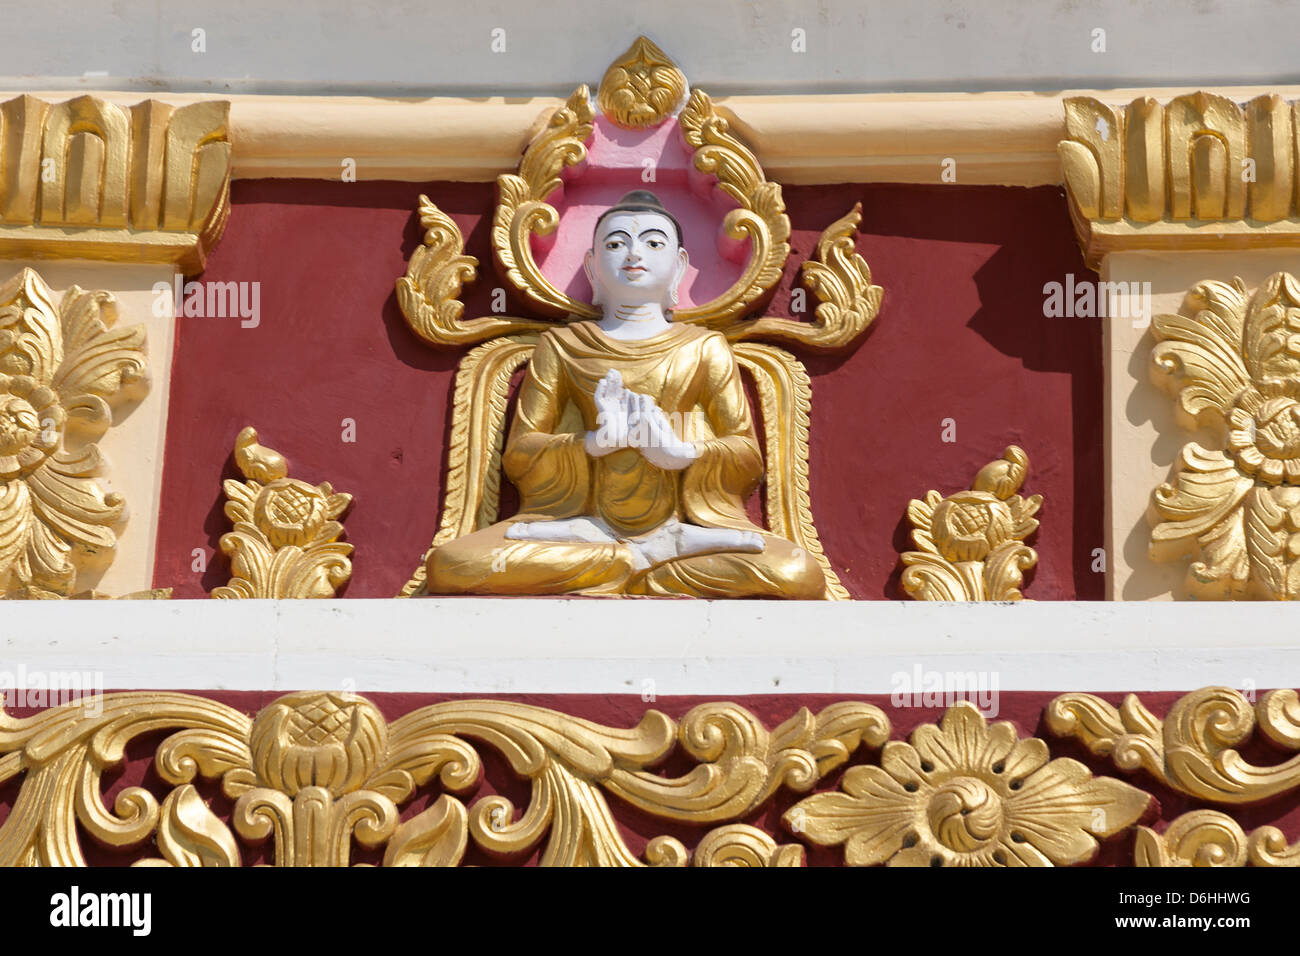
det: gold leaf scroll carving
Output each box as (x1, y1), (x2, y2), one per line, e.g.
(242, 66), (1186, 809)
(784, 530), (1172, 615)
(786, 701), (1151, 867)
(1048, 686), (1300, 805)
(1147, 273), (1300, 599)
(0, 691), (890, 867)
(1134, 808), (1300, 867)
(0, 268), (149, 598)
(0, 95), (231, 271)
(899, 445), (1042, 601)
(213, 427), (354, 599)
(1059, 92), (1300, 268)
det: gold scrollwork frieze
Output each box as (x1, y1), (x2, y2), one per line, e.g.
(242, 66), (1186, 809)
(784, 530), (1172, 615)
(0, 689), (1182, 867)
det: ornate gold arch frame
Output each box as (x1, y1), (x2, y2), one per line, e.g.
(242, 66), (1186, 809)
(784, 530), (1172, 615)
(395, 38), (882, 600)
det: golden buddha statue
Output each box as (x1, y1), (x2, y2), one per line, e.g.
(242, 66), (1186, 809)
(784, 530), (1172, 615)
(425, 191), (826, 598)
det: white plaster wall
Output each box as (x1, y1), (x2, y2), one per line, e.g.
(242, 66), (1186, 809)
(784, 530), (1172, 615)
(3, 1), (1297, 97)
(0, 599), (1291, 694)
(0, 261), (174, 596)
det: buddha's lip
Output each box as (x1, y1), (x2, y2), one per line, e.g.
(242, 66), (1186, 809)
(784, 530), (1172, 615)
(621, 266), (646, 273)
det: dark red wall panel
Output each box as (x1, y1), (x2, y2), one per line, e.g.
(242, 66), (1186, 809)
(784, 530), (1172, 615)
(153, 180), (1102, 599)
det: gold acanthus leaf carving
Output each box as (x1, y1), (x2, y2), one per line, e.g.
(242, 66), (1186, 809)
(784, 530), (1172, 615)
(786, 701), (1150, 867)
(1147, 273), (1300, 599)
(491, 86), (601, 322)
(0, 267), (149, 598)
(1059, 92), (1300, 268)
(674, 89), (791, 331)
(729, 202), (883, 349)
(1134, 808), (1300, 867)
(1048, 686), (1300, 804)
(597, 36), (687, 130)
(0, 690), (890, 867)
(396, 196), (550, 347)
(0, 95), (231, 272)
(900, 445), (1042, 601)
(213, 427), (354, 599)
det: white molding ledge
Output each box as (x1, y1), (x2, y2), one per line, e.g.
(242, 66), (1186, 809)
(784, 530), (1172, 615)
(0, 600), (1291, 695)
(7, 86), (1300, 185)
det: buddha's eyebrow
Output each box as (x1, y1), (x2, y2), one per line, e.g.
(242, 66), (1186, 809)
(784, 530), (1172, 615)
(638, 228), (669, 240)
(602, 229), (631, 242)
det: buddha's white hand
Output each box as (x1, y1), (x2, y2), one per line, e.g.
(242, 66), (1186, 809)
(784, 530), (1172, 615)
(628, 392), (699, 471)
(585, 369), (630, 457)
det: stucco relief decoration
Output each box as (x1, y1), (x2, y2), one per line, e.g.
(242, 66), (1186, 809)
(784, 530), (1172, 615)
(900, 445), (1042, 601)
(214, 427), (354, 599)
(0, 690), (1175, 868)
(0, 268), (148, 599)
(1147, 273), (1300, 599)
(396, 38), (881, 601)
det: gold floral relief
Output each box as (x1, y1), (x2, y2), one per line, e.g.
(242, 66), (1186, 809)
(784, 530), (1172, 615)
(1147, 273), (1300, 599)
(0, 690), (1177, 868)
(213, 427), (353, 599)
(900, 446), (1042, 601)
(0, 268), (148, 599)
(788, 701), (1150, 867)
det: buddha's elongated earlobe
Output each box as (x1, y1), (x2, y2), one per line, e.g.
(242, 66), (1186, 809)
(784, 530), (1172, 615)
(584, 249), (602, 306)
(668, 248), (689, 308)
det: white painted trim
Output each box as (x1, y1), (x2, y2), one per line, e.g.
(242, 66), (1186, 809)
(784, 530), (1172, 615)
(0, 599), (1289, 695)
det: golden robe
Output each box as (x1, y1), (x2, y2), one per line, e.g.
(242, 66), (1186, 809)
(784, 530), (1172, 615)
(426, 321), (826, 598)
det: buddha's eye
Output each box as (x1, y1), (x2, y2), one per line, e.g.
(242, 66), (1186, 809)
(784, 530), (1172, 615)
(605, 239), (625, 251)
(646, 238), (665, 250)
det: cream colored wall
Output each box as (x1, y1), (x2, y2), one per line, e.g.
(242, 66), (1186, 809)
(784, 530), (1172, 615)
(0, 261), (175, 596)
(1104, 250), (1300, 599)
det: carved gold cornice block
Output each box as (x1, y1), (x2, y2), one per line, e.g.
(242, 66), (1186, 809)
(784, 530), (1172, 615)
(899, 446), (1042, 601)
(1060, 91), (1300, 268)
(0, 95), (231, 272)
(213, 427), (353, 599)
(0, 267), (148, 598)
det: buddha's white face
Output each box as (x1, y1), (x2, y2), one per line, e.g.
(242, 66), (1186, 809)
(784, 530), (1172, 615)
(585, 210), (688, 308)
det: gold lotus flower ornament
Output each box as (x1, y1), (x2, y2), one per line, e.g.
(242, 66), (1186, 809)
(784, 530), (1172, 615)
(0, 268), (147, 597)
(214, 427), (353, 599)
(900, 446), (1042, 600)
(785, 702), (1150, 866)
(246, 692), (386, 796)
(1150, 273), (1300, 597)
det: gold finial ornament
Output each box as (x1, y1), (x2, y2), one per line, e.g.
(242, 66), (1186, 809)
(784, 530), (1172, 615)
(213, 427), (353, 599)
(786, 701), (1151, 867)
(597, 36), (688, 130)
(0, 268), (148, 599)
(900, 445), (1042, 601)
(1147, 273), (1300, 599)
